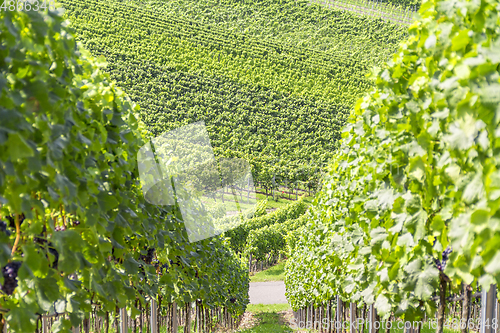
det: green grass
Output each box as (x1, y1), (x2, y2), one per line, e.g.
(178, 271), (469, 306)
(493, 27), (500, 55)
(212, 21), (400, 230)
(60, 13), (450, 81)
(255, 193), (314, 210)
(236, 304), (294, 333)
(250, 261), (286, 282)
(203, 191), (314, 215)
(246, 304), (291, 313)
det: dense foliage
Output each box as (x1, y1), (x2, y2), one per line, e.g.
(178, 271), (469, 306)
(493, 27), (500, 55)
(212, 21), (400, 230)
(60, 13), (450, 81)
(285, 0), (500, 322)
(0, 7), (248, 332)
(224, 199), (308, 253)
(245, 215), (308, 261)
(126, 0), (406, 59)
(57, 0), (406, 188)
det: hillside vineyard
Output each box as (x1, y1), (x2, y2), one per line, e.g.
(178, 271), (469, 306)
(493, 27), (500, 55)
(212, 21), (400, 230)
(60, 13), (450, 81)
(0, 0), (424, 331)
(59, 0), (407, 189)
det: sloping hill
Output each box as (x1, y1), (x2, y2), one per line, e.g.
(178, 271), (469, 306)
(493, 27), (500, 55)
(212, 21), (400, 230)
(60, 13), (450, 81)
(59, 0), (406, 187)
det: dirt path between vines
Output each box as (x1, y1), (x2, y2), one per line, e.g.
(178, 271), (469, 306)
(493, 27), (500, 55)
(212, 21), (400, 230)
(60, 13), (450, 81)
(249, 281), (287, 304)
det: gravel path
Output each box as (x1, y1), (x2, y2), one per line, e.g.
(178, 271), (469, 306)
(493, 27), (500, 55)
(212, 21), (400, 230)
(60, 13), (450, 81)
(249, 281), (288, 304)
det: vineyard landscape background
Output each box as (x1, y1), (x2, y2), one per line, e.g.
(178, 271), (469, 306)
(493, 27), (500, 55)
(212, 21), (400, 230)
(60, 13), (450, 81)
(0, 0), (499, 332)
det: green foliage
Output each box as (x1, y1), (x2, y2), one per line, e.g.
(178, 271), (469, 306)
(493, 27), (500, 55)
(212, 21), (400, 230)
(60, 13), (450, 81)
(0, 7), (248, 331)
(380, 0), (421, 9)
(285, 0), (500, 320)
(225, 199), (308, 253)
(57, 0), (406, 187)
(284, 225), (305, 257)
(124, 0), (406, 60)
(247, 199), (268, 220)
(245, 215), (308, 261)
(250, 261), (287, 282)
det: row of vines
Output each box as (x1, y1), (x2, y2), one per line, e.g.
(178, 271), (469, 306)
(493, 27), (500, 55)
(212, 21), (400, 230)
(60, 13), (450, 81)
(285, 0), (500, 330)
(0, 7), (250, 332)
(56, 0), (407, 191)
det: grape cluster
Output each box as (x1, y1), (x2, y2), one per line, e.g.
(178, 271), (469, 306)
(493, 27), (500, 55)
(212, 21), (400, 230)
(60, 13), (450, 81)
(140, 247), (155, 264)
(0, 220), (11, 236)
(160, 259), (177, 273)
(54, 226), (66, 231)
(434, 246), (453, 271)
(0, 261), (22, 295)
(72, 220), (80, 226)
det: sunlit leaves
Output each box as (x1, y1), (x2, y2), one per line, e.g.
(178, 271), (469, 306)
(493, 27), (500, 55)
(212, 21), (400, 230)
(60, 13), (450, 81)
(285, 0), (500, 320)
(0, 7), (249, 331)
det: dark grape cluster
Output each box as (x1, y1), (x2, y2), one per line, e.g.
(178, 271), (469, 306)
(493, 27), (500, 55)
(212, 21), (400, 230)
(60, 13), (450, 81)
(434, 246), (452, 271)
(140, 247), (155, 264)
(72, 220), (80, 226)
(0, 220), (11, 236)
(54, 226), (66, 232)
(0, 261), (22, 295)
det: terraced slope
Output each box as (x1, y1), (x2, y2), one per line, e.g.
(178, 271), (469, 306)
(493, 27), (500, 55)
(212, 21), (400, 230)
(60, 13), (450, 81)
(314, 0), (418, 25)
(59, 0), (406, 187)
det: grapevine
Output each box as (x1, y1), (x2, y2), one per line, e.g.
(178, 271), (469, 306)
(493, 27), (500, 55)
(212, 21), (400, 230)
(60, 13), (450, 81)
(285, 0), (500, 328)
(0, 7), (249, 332)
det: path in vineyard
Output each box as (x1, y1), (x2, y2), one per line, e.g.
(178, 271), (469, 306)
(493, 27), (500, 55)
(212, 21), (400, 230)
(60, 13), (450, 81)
(249, 281), (288, 304)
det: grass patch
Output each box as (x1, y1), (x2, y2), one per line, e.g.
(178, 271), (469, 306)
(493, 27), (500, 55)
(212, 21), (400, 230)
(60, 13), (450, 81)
(236, 304), (293, 333)
(250, 261), (286, 282)
(246, 304), (291, 313)
(255, 192), (314, 210)
(202, 192), (314, 216)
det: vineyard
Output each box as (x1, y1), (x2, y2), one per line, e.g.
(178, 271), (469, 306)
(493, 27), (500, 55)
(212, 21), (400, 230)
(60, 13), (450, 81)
(313, 0), (418, 25)
(1, 0), (499, 330)
(0, 7), (250, 333)
(57, 0), (408, 192)
(285, 0), (500, 330)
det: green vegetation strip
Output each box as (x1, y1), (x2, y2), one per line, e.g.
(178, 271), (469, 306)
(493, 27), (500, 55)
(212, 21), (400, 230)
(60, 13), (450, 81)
(285, 0), (500, 327)
(250, 261), (287, 282)
(237, 304), (294, 333)
(0, 7), (248, 332)
(58, 0), (406, 187)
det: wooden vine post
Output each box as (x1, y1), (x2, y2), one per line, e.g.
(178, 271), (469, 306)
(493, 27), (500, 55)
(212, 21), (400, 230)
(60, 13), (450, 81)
(184, 302), (191, 333)
(350, 303), (356, 333)
(462, 284), (472, 333)
(42, 315), (48, 333)
(119, 308), (128, 333)
(336, 296), (343, 333)
(150, 298), (158, 333)
(480, 285), (497, 333)
(173, 302), (178, 333)
(437, 274), (448, 333)
(368, 304), (377, 333)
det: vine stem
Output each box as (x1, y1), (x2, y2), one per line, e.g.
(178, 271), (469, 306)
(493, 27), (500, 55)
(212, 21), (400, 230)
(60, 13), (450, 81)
(437, 273), (447, 333)
(11, 214), (20, 255)
(60, 205), (66, 227)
